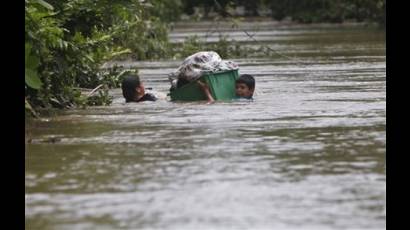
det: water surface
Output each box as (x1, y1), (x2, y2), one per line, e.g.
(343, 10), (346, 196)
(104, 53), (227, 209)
(26, 21), (385, 230)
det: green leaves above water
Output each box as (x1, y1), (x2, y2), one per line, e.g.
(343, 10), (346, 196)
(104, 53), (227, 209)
(25, 43), (42, 90)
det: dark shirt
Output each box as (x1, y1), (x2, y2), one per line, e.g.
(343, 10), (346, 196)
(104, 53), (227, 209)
(137, 93), (157, 102)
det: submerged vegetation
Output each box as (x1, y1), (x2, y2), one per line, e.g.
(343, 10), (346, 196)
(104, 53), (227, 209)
(25, 0), (385, 116)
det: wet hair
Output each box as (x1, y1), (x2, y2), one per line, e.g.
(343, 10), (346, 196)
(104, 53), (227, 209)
(121, 74), (141, 102)
(236, 74), (255, 90)
(177, 78), (190, 88)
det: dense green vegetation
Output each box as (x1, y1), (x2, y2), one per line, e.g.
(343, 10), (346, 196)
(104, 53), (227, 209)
(25, 0), (180, 115)
(25, 0), (385, 116)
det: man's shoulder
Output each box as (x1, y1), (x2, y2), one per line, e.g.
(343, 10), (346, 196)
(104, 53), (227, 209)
(138, 93), (157, 102)
(145, 93), (158, 101)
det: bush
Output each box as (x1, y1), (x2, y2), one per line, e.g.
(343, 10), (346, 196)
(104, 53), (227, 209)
(25, 0), (182, 116)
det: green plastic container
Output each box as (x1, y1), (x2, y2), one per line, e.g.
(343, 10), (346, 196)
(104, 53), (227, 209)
(170, 69), (239, 101)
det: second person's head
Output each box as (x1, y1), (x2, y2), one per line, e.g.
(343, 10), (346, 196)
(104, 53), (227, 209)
(121, 74), (145, 102)
(235, 74), (255, 99)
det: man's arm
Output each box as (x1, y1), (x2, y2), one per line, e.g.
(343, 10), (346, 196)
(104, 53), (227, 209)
(197, 80), (215, 103)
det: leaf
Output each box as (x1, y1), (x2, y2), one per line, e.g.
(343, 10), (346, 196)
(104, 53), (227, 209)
(85, 54), (95, 63)
(25, 43), (42, 90)
(116, 69), (133, 79)
(25, 43), (32, 64)
(25, 69), (42, 89)
(98, 35), (112, 42)
(105, 48), (132, 59)
(25, 99), (38, 117)
(34, 0), (54, 11)
(25, 99), (32, 110)
(26, 54), (39, 69)
(25, 43), (40, 69)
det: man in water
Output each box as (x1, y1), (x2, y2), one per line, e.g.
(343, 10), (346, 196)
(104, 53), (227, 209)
(197, 74), (255, 103)
(121, 74), (157, 103)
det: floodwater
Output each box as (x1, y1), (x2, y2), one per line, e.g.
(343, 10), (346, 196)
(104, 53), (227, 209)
(25, 21), (385, 230)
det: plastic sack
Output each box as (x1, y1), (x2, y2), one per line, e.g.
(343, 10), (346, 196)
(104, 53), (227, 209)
(169, 51), (238, 89)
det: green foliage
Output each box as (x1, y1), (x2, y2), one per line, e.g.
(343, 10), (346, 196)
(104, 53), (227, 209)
(25, 0), (183, 116)
(149, 0), (184, 22)
(25, 43), (42, 90)
(114, 16), (170, 60)
(83, 87), (113, 107)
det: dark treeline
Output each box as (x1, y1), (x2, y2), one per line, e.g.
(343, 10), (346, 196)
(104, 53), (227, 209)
(182, 0), (385, 25)
(268, 0), (385, 24)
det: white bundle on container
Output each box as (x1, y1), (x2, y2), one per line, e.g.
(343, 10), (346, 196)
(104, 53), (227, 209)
(169, 51), (238, 89)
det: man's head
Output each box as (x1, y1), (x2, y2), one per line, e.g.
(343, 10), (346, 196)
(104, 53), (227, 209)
(121, 74), (145, 102)
(235, 74), (255, 98)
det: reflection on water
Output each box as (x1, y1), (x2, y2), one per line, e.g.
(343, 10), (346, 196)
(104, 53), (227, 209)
(26, 21), (385, 230)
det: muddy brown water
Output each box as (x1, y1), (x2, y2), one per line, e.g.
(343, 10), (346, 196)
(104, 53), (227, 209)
(26, 21), (385, 230)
